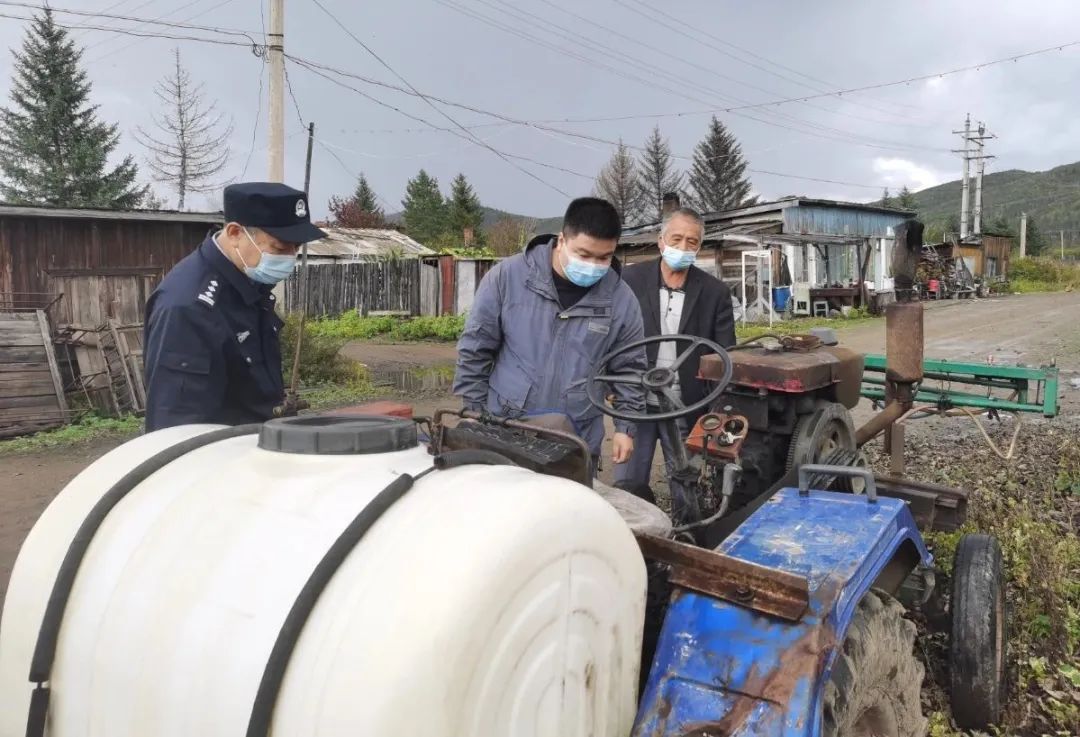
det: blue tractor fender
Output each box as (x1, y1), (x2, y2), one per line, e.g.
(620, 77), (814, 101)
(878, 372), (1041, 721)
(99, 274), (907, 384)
(633, 486), (932, 737)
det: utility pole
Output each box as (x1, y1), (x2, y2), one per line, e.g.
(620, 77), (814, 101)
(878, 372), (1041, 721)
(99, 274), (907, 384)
(267, 0), (285, 182)
(952, 115), (995, 239)
(973, 122), (986, 235)
(1020, 212), (1028, 257)
(955, 114), (971, 239)
(303, 122), (315, 195)
(301, 122), (314, 313)
(972, 121), (995, 235)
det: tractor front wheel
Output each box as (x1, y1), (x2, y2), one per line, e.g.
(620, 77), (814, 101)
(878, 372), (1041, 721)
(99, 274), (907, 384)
(822, 590), (927, 737)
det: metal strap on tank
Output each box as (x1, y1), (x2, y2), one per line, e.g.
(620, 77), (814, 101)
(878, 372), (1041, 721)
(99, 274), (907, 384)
(25, 424), (264, 737)
(245, 449), (514, 737)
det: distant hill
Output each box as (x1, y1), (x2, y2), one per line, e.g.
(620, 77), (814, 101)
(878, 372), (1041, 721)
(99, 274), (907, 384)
(385, 206), (562, 236)
(908, 162), (1080, 238)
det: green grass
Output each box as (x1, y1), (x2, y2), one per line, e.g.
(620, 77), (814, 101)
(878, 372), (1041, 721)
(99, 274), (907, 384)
(1007, 258), (1080, 293)
(734, 309), (877, 342)
(0, 413), (142, 455)
(898, 429), (1080, 735)
(303, 312), (466, 343)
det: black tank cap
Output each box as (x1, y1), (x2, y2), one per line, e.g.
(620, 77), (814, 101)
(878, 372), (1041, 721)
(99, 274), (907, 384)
(258, 415), (418, 455)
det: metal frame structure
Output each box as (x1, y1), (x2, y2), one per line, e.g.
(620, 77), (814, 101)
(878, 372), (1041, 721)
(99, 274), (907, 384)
(861, 355), (1059, 418)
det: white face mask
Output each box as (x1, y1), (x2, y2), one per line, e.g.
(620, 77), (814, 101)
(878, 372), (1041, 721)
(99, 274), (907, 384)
(236, 228), (297, 285)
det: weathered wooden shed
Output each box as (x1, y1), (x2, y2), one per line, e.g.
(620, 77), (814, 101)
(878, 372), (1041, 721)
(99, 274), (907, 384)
(0, 205), (221, 326)
(0, 205), (221, 416)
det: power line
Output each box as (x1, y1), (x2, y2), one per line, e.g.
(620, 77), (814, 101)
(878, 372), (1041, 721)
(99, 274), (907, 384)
(289, 56), (883, 190)
(241, 49), (266, 179)
(284, 62), (305, 128)
(0, 1), (258, 41)
(288, 58), (590, 184)
(309, 0), (571, 198)
(530, 0), (935, 130)
(89, 0), (242, 63)
(436, 0), (947, 153)
(608, 0), (931, 122)
(0, 9), (257, 48)
(315, 138), (396, 212)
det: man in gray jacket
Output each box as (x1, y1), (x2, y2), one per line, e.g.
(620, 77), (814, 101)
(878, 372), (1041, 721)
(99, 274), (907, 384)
(453, 197), (647, 472)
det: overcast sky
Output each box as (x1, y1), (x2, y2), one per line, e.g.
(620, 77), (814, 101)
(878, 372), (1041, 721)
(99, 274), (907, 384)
(0, 0), (1078, 217)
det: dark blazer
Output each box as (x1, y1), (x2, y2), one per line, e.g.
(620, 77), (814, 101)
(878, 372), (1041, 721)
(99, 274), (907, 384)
(621, 258), (736, 417)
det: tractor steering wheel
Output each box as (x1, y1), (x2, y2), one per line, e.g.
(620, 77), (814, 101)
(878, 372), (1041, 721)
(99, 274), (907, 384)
(586, 334), (733, 424)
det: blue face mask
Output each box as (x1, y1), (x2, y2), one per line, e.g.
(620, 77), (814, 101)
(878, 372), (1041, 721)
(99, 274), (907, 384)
(560, 245), (609, 288)
(661, 244), (697, 271)
(240, 228), (297, 285)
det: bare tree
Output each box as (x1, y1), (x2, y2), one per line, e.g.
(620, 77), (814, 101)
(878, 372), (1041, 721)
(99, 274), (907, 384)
(135, 49), (233, 210)
(595, 140), (643, 227)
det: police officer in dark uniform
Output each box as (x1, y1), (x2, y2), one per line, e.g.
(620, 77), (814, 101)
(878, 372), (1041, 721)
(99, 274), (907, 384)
(143, 182), (326, 431)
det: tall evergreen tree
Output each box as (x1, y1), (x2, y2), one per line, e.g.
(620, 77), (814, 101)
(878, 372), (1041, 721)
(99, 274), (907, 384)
(447, 173), (485, 245)
(353, 174), (381, 215)
(897, 185), (917, 210)
(638, 125), (683, 222)
(0, 11), (145, 208)
(328, 173), (385, 228)
(687, 116), (755, 213)
(880, 187), (893, 207)
(401, 169), (448, 244)
(595, 140), (642, 227)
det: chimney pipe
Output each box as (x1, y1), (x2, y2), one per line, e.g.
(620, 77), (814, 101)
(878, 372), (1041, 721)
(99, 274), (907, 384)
(661, 192), (680, 217)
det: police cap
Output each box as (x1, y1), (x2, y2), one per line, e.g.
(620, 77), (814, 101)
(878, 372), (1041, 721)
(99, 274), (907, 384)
(223, 182), (327, 244)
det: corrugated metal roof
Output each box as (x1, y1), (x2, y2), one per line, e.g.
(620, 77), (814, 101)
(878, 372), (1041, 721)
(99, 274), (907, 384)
(303, 227), (436, 258)
(0, 203), (222, 223)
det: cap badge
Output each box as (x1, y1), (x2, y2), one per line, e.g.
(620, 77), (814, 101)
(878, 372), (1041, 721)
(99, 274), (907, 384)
(295, 198), (307, 218)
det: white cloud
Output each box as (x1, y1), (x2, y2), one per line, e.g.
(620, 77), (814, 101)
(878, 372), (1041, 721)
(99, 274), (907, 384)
(872, 158), (946, 191)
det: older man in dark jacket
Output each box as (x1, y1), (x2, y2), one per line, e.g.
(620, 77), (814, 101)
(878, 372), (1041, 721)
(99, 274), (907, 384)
(453, 197), (647, 473)
(615, 206), (736, 517)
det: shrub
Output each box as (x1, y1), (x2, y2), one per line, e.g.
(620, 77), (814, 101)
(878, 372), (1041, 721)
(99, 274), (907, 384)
(1007, 258), (1080, 293)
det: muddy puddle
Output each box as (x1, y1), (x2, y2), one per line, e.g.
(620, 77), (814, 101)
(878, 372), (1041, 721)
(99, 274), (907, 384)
(374, 364), (455, 393)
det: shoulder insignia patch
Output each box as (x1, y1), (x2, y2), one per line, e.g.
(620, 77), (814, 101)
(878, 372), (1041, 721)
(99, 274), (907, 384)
(196, 277), (219, 308)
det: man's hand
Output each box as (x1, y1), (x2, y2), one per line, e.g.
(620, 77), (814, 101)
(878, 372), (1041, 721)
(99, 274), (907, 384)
(611, 432), (634, 464)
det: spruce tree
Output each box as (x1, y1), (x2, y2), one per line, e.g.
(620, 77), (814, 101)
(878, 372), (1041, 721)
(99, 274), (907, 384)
(0, 11), (145, 208)
(880, 187), (893, 207)
(328, 173), (385, 228)
(354, 174), (381, 215)
(687, 116), (755, 213)
(447, 173), (485, 245)
(595, 140), (642, 227)
(638, 125), (683, 222)
(897, 186), (917, 210)
(401, 169), (448, 245)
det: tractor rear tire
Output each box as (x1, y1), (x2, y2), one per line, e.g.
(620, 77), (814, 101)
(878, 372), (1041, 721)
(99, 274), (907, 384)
(949, 533), (1006, 730)
(822, 590), (927, 737)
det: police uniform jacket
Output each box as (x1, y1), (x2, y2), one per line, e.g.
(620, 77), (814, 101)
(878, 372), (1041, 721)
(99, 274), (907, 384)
(143, 234), (285, 431)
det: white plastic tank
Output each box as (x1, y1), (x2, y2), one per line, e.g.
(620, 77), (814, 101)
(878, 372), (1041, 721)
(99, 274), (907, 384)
(0, 417), (647, 737)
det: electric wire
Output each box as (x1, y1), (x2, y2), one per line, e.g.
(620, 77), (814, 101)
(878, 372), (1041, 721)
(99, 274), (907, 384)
(310, 0), (571, 197)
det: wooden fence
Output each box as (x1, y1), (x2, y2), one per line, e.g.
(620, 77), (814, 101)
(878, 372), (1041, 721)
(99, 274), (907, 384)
(0, 310), (68, 439)
(282, 260), (422, 316)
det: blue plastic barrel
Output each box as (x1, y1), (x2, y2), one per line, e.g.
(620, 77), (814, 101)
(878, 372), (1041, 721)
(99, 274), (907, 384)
(772, 286), (792, 311)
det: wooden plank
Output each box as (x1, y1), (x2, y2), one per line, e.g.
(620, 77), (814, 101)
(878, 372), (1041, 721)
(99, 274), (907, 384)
(0, 394), (62, 410)
(108, 320), (139, 412)
(0, 334), (47, 346)
(0, 383), (55, 399)
(0, 363), (53, 373)
(0, 368), (53, 383)
(37, 310), (68, 415)
(0, 346), (47, 363)
(0, 313), (41, 322)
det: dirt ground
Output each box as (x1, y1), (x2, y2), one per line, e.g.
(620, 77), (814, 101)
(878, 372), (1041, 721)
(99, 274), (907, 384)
(3, 291), (1079, 606)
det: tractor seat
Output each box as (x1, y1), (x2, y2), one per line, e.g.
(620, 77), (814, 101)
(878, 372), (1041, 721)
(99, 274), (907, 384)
(593, 479), (673, 538)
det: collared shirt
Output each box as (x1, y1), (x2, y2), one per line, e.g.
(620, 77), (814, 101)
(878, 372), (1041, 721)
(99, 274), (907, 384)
(649, 286), (685, 406)
(142, 235), (285, 431)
